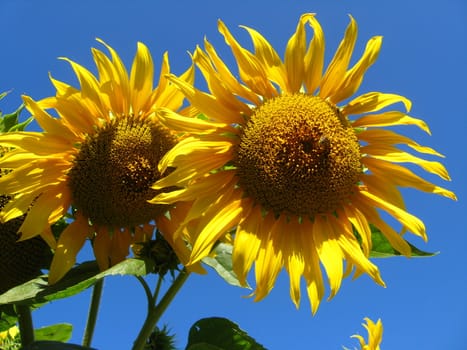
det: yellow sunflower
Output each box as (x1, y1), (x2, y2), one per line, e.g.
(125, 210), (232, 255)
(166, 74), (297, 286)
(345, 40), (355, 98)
(0, 39), (196, 283)
(349, 318), (383, 350)
(151, 14), (456, 313)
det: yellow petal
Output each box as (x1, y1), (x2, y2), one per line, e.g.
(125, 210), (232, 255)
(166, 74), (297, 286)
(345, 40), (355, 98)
(130, 42), (154, 114)
(329, 215), (385, 286)
(353, 193), (412, 256)
(167, 74), (244, 125)
(151, 170), (235, 205)
(330, 36), (382, 103)
(151, 52), (193, 114)
(203, 38), (261, 105)
(320, 15), (357, 99)
(341, 205), (373, 255)
(283, 218), (305, 308)
(0, 192), (36, 222)
(313, 215), (343, 299)
(360, 189), (427, 241)
(59, 57), (105, 108)
(22, 96), (76, 140)
(232, 204), (262, 286)
(155, 140), (232, 189)
(95, 38), (131, 114)
(48, 214), (90, 284)
(189, 190), (246, 264)
(303, 14), (325, 94)
(358, 129), (444, 157)
(352, 110), (431, 134)
(300, 220), (325, 314)
(362, 174), (406, 210)
(240, 25), (288, 91)
(253, 213), (284, 301)
(217, 19), (277, 98)
(284, 14), (307, 92)
(362, 144), (451, 180)
(156, 108), (229, 134)
(342, 92), (411, 115)
(18, 184), (69, 240)
(193, 47), (251, 120)
(363, 157), (456, 200)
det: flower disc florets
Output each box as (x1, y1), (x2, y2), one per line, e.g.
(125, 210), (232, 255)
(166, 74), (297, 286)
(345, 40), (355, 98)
(235, 94), (362, 217)
(68, 116), (177, 227)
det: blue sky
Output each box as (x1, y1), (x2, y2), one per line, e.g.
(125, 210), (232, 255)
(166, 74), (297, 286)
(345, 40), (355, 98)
(1, 0), (466, 349)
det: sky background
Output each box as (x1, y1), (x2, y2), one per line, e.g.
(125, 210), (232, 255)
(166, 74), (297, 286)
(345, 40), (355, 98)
(1, 0), (466, 349)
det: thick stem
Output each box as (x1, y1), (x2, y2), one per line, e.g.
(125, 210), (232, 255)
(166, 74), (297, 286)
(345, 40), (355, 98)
(132, 269), (190, 350)
(82, 279), (104, 347)
(16, 304), (34, 347)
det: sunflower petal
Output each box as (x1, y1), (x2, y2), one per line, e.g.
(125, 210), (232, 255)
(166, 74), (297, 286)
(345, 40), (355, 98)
(232, 204), (262, 286)
(189, 190), (246, 264)
(359, 129), (444, 157)
(320, 15), (357, 99)
(240, 26), (287, 91)
(130, 42), (154, 114)
(303, 14), (325, 94)
(218, 20), (277, 98)
(363, 157), (457, 200)
(285, 14), (307, 92)
(313, 215), (343, 299)
(254, 213), (284, 301)
(330, 35), (382, 103)
(362, 144), (451, 180)
(48, 214), (90, 284)
(360, 189), (427, 241)
(352, 110), (431, 134)
(342, 92), (411, 115)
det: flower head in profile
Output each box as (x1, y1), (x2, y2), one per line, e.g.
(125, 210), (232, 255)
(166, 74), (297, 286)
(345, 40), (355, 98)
(151, 14), (455, 313)
(0, 39), (196, 283)
(346, 318), (383, 350)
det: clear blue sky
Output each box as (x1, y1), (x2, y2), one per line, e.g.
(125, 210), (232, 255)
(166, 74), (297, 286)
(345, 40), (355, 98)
(1, 1), (466, 349)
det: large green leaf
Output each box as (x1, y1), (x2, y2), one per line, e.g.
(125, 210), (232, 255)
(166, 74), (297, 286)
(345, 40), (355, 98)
(202, 243), (250, 289)
(186, 317), (267, 350)
(0, 258), (149, 306)
(34, 323), (72, 342)
(369, 225), (437, 258)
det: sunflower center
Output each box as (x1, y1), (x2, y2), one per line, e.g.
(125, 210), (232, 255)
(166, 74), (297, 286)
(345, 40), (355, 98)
(68, 116), (177, 227)
(235, 94), (362, 217)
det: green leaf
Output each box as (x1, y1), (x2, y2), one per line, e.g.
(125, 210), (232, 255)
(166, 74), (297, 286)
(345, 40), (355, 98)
(0, 258), (150, 306)
(24, 341), (95, 350)
(34, 323), (72, 342)
(0, 105), (31, 133)
(0, 90), (10, 102)
(0, 304), (18, 332)
(369, 225), (437, 258)
(186, 317), (267, 350)
(202, 243), (250, 289)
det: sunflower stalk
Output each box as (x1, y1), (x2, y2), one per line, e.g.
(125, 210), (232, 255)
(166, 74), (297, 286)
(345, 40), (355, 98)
(132, 268), (190, 350)
(16, 304), (34, 347)
(82, 279), (104, 347)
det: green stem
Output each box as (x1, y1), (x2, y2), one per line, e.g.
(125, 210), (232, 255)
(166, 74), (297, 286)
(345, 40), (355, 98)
(16, 304), (34, 347)
(136, 276), (153, 314)
(132, 269), (190, 350)
(153, 275), (163, 304)
(82, 279), (104, 347)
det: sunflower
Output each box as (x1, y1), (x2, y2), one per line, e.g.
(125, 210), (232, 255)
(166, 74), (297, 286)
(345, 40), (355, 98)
(0, 39), (196, 283)
(150, 14), (456, 313)
(349, 318), (383, 350)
